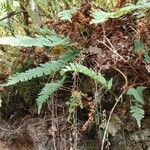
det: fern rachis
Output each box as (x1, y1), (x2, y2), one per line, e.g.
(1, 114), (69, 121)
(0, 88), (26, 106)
(61, 63), (112, 89)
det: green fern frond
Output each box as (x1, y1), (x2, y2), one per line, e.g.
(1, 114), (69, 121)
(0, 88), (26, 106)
(0, 35), (69, 47)
(37, 77), (65, 114)
(1, 50), (79, 86)
(61, 63), (112, 89)
(130, 104), (144, 128)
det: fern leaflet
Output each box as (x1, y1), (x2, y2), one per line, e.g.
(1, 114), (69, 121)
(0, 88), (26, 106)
(130, 104), (144, 128)
(58, 7), (77, 22)
(37, 77), (65, 114)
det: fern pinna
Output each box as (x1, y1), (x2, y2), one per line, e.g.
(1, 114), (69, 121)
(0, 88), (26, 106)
(37, 77), (65, 114)
(127, 86), (146, 128)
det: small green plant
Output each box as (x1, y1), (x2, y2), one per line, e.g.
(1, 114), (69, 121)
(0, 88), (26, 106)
(127, 86), (147, 127)
(66, 90), (83, 122)
(130, 104), (144, 128)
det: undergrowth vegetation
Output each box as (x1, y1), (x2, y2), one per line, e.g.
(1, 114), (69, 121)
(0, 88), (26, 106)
(0, 0), (150, 149)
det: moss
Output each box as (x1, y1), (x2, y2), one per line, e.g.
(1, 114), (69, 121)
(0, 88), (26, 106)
(16, 78), (42, 105)
(0, 78), (42, 121)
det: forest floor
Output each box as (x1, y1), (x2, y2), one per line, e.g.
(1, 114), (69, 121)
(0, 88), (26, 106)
(0, 1), (150, 150)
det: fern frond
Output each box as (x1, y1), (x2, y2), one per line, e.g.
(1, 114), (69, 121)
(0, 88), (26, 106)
(61, 63), (111, 88)
(37, 77), (65, 114)
(130, 104), (144, 128)
(1, 50), (79, 86)
(0, 35), (69, 47)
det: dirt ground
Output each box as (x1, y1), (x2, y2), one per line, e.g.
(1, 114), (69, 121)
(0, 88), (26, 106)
(0, 140), (32, 150)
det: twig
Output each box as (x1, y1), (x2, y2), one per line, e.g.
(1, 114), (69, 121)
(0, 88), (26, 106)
(101, 91), (126, 150)
(98, 37), (140, 76)
(51, 96), (57, 150)
(19, 0), (31, 36)
(112, 66), (128, 90)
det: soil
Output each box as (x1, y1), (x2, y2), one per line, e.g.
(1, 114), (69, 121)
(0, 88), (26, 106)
(0, 140), (32, 150)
